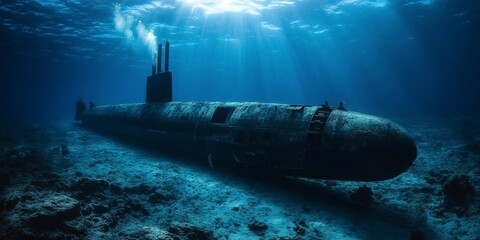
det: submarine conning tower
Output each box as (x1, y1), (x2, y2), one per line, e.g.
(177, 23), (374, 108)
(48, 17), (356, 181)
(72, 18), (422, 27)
(147, 41), (172, 103)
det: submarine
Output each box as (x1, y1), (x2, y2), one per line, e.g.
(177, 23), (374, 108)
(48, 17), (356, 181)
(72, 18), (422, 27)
(75, 41), (417, 181)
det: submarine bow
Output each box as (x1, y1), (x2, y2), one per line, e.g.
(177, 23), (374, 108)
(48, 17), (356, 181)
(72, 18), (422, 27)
(76, 41), (417, 181)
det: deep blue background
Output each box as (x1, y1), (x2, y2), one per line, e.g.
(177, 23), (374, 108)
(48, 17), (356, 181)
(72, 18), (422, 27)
(1, 0), (479, 124)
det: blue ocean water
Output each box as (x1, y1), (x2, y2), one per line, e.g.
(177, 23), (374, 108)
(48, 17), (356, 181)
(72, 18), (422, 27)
(0, 0), (479, 122)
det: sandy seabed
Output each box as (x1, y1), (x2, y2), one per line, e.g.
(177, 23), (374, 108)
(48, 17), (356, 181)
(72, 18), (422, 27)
(0, 117), (479, 240)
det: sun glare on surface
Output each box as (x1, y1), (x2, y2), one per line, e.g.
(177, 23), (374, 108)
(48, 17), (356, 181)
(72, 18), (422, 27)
(182, 0), (273, 15)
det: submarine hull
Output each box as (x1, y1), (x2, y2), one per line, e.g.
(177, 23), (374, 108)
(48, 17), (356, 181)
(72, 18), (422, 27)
(80, 101), (417, 181)
(79, 40), (416, 181)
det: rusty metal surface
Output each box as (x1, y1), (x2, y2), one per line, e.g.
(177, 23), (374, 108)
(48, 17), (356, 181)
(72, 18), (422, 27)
(82, 102), (319, 170)
(81, 102), (417, 181)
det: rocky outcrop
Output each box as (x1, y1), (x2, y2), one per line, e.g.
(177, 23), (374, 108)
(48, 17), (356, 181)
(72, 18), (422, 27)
(1, 190), (82, 239)
(17, 192), (80, 230)
(70, 177), (110, 199)
(248, 220), (268, 236)
(168, 222), (215, 240)
(350, 185), (374, 204)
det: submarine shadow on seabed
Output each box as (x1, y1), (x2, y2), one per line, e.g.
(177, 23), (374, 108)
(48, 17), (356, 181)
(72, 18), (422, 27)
(221, 167), (442, 239)
(74, 122), (441, 240)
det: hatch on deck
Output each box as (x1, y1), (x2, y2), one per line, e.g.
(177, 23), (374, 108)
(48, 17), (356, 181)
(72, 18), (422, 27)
(211, 107), (236, 123)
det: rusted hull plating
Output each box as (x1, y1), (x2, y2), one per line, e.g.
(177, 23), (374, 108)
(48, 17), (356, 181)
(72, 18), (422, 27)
(81, 101), (417, 181)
